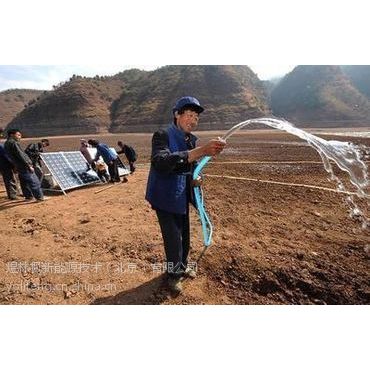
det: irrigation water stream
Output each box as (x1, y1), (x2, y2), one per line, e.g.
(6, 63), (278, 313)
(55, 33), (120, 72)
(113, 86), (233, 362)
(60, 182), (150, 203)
(194, 118), (370, 248)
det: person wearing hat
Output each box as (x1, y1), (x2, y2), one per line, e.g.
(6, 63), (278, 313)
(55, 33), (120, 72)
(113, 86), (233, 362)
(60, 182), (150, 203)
(146, 96), (226, 295)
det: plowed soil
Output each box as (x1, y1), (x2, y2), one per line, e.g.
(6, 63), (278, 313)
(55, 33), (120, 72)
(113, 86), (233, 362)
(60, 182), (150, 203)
(1, 129), (369, 304)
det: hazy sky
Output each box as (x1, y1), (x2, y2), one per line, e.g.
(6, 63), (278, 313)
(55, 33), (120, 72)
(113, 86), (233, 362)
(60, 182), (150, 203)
(0, 65), (295, 92)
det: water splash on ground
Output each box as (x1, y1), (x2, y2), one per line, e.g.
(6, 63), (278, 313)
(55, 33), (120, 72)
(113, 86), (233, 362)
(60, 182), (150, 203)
(221, 118), (369, 228)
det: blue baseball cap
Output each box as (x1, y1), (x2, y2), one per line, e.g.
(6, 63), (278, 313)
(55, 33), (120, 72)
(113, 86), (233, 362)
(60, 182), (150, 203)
(172, 96), (204, 114)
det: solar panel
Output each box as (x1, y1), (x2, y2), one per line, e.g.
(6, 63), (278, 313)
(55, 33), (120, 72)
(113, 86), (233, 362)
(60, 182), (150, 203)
(40, 152), (101, 194)
(63, 152), (101, 184)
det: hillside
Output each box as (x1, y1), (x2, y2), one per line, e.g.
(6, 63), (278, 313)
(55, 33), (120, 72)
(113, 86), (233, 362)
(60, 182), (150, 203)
(6, 66), (269, 135)
(0, 89), (43, 129)
(270, 65), (370, 126)
(342, 65), (370, 99)
(6, 70), (148, 137)
(110, 65), (270, 132)
(5, 65), (370, 136)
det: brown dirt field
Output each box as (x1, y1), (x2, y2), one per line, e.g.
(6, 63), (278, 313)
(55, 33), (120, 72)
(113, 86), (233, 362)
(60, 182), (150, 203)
(0, 129), (369, 304)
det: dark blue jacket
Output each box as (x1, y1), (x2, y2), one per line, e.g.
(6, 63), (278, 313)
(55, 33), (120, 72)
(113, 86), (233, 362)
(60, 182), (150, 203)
(0, 144), (14, 171)
(146, 123), (197, 215)
(3, 138), (33, 172)
(94, 143), (117, 164)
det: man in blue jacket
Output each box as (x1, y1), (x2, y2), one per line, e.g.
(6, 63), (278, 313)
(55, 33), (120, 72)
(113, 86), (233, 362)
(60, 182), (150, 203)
(88, 139), (121, 183)
(146, 96), (226, 294)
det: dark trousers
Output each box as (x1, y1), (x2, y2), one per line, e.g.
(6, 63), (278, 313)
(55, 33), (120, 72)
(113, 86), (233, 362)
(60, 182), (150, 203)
(156, 208), (190, 279)
(107, 159), (120, 182)
(129, 162), (136, 173)
(18, 170), (43, 200)
(97, 170), (110, 183)
(0, 167), (17, 199)
(33, 163), (44, 183)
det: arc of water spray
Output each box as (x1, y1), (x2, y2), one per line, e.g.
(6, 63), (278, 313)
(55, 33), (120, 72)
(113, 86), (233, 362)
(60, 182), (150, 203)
(193, 117), (369, 254)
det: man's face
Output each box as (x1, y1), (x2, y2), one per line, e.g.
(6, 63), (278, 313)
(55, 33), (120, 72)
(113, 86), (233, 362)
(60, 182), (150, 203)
(176, 109), (200, 134)
(12, 132), (22, 141)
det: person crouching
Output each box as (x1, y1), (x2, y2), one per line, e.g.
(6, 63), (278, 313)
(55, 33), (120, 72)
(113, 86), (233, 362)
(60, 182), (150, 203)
(88, 139), (120, 183)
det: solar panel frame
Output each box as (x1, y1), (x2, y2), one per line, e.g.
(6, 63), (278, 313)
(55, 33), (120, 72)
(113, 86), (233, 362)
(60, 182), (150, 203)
(63, 152), (103, 185)
(40, 151), (101, 193)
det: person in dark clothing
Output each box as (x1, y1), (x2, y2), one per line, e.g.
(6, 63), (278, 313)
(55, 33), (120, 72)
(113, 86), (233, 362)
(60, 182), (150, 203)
(0, 144), (18, 200)
(25, 139), (50, 181)
(117, 141), (137, 173)
(4, 129), (45, 201)
(88, 139), (121, 183)
(145, 96), (226, 294)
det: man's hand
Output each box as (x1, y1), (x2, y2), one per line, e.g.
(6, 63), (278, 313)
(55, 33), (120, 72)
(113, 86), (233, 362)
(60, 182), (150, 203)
(29, 165), (34, 173)
(201, 138), (226, 156)
(188, 137), (226, 163)
(191, 176), (202, 187)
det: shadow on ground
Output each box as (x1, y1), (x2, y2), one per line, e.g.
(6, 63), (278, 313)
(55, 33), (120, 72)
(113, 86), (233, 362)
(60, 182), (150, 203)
(91, 275), (172, 305)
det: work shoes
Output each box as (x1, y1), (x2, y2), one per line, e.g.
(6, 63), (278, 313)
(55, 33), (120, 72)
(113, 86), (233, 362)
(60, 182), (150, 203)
(183, 267), (197, 279)
(36, 196), (50, 202)
(167, 277), (183, 295)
